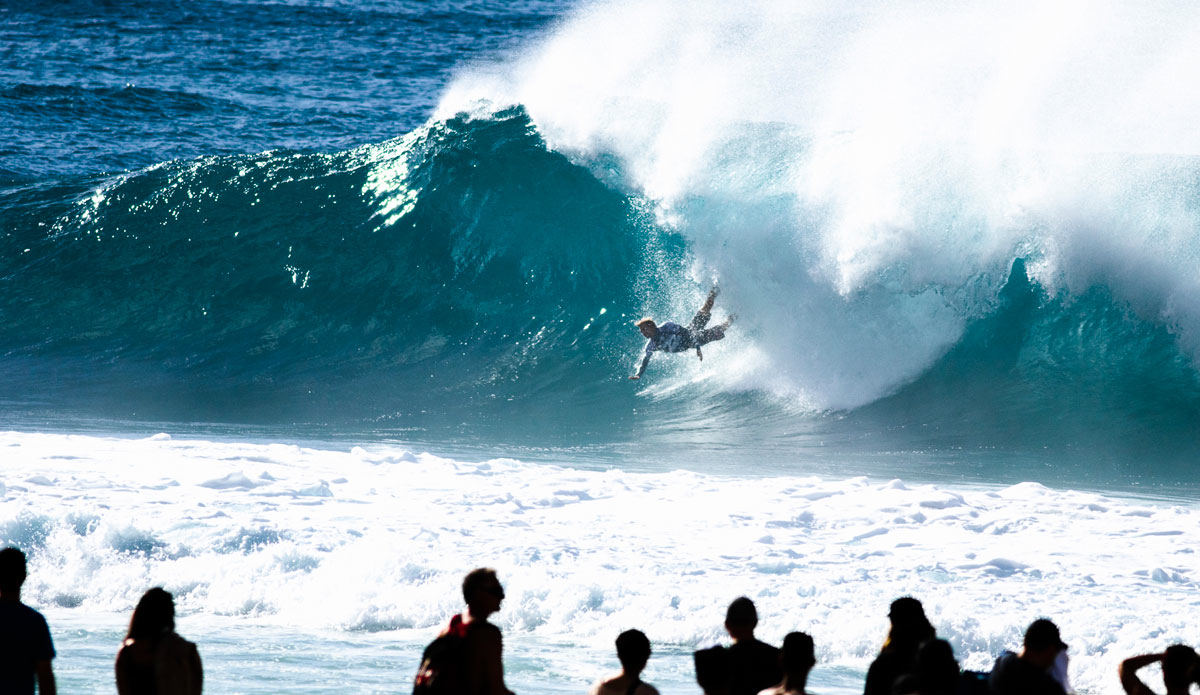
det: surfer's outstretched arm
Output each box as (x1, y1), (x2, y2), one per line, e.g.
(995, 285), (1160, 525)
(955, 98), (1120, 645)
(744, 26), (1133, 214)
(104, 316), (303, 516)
(631, 350), (652, 380)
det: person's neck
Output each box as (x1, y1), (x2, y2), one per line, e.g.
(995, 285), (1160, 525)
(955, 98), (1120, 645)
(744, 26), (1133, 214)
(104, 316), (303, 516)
(0, 589), (20, 603)
(728, 630), (755, 644)
(1018, 649), (1055, 671)
(464, 605), (492, 623)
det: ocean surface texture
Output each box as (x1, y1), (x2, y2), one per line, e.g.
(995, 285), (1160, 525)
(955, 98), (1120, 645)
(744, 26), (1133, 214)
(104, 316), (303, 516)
(3, 1), (1200, 694)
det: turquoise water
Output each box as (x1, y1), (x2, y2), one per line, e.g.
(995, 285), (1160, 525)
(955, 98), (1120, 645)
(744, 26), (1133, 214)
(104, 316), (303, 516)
(5, 3), (1200, 478)
(6, 1), (1200, 693)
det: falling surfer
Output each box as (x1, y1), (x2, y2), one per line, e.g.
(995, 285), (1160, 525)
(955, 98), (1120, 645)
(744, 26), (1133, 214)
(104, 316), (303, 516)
(630, 286), (735, 380)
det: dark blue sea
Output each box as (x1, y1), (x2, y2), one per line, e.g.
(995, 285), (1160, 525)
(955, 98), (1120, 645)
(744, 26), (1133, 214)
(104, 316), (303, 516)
(3, 1), (1200, 693)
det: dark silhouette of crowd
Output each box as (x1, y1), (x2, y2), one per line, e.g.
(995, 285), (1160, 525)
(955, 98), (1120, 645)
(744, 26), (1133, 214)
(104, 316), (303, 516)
(3, 548), (1199, 695)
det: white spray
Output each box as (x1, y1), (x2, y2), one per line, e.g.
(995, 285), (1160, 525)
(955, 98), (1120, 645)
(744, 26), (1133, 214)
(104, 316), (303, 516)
(440, 0), (1200, 409)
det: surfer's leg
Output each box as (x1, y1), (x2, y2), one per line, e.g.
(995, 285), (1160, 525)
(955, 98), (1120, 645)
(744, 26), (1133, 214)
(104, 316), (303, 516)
(693, 314), (734, 347)
(690, 288), (719, 332)
(693, 326), (725, 346)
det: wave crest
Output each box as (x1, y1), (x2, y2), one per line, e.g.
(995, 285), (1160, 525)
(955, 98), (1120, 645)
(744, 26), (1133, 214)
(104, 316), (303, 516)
(3, 103), (1200, 458)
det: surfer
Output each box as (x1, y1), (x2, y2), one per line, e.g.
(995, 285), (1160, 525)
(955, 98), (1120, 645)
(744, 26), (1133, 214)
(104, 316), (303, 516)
(630, 287), (734, 380)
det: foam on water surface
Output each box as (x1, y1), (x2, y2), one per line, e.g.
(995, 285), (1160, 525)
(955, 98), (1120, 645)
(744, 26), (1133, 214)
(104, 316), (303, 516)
(2, 431), (1197, 693)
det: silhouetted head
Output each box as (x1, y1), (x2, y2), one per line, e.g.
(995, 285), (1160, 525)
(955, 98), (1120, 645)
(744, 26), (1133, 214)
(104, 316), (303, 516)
(1021, 619), (1067, 669)
(635, 318), (658, 339)
(913, 639), (960, 694)
(725, 596), (758, 641)
(616, 629), (652, 674)
(884, 597), (935, 651)
(127, 587), (175, 640)
(1163, 644), (1200, 689)
(780, 631), (816, 679)
(462, 568), (505, 616)
(694, 645), (731, 695)
(0, 547), (27, 595)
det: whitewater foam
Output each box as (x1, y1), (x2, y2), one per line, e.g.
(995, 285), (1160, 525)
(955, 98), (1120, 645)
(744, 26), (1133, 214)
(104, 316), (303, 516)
(3, 431), (1197, 694)
(440, 0), (1200, 410)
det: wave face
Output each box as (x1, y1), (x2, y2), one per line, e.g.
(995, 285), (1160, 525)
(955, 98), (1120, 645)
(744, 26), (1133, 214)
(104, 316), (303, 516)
(441, 0), (1200, 459)
(0, 109), (667, 428)
(7, 0), (1200, 464)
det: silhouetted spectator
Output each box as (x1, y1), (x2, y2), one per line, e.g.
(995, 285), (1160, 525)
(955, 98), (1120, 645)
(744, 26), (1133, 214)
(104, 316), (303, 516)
(1119, 644), (1200, 695)
(864, 597), (936, 695)
(439, 568), (513, 695)
(0, 547), (56, 695)
(589, 629), (659, 695)
(724, 597), (782, 695)
(894, 639), (959, 695)
(759, 631), (816, 695)
(115, 588), (202, 695)
(989, 619), (1068, 695)
(695, 646), (731, 695)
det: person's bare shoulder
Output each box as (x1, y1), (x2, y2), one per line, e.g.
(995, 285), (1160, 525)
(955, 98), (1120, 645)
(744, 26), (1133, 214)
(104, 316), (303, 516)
(467, 621), (503, 647)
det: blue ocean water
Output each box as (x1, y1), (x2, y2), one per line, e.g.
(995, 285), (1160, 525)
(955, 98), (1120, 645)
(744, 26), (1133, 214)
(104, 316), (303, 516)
(5, 0), (1200, 489)
(5, 1), (1200, 694)
(2, 0), (566, 176)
